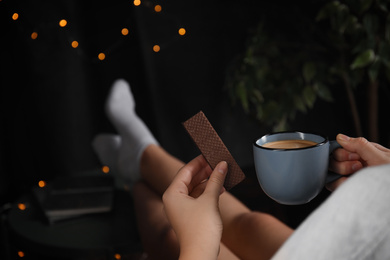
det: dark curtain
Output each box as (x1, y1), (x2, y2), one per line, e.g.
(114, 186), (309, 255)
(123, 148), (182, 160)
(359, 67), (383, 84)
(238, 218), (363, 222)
(1, 0), (359, 228)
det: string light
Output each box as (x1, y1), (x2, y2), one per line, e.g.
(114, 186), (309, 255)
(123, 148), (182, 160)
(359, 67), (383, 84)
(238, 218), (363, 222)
(59, 19), (67, 27)
(178, 28), (186, 36)
(133, 0), (141, 6)
(31, 32), (38, 40)
(121, 28), (129, 36)
(17, 251), (25, 258)
(18, 203), (26, 211)
(71, 40), (79, 48)
(154, 5), (162, 12)
(102, 166), (110, 173)
(12, 13), (19, 20)
(114, 253), (121, 260)
(38, 180), (46, 187)
(9, 0), (185, 60)
(98, 53), (106, 60)
(153, 44), (160, 52)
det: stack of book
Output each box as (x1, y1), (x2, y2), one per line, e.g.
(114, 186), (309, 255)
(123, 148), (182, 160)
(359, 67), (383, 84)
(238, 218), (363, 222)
(33, 174), (115, 224)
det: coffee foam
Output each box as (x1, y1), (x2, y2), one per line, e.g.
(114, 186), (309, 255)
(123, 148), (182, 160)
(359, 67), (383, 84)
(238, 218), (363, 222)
(262, 139), (317, 149)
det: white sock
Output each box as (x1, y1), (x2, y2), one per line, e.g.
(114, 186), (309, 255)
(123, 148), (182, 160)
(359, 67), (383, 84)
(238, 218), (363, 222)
(92, 134), (133, 190)
(105, 79), (158, 186)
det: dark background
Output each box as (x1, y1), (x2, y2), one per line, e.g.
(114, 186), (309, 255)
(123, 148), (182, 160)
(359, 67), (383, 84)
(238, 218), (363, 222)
(1, 0), (388, 253)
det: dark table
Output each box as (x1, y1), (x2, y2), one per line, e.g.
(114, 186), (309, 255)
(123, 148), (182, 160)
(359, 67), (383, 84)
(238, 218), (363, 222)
(7, 189), (142, 260)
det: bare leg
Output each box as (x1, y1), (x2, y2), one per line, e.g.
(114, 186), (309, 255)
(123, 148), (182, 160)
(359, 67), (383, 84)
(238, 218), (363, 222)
(137, 144), (293, 260)
(133, 182), (179, 260)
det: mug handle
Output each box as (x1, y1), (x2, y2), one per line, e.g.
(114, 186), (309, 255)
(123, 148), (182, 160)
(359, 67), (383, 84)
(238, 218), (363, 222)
(325, 140), (343, 184)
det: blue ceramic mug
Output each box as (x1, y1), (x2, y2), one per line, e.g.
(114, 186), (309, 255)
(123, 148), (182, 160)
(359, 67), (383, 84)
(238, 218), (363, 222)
(253, 132), (342, 205)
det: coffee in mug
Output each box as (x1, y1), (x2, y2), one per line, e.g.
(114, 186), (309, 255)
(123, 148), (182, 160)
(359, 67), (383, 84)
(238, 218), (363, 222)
(262, 139), (317, 149)
(253, 132), (342, 205)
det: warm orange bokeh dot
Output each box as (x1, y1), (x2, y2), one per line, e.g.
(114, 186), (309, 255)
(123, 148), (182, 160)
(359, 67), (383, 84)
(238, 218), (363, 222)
(18, 203), (26, 211)
(71, 41), (79, 48)
(178, 28), (186, 36)
(38, 180), (46, 188)
(31, 32), (38, 40)
(18, 251), (25, 257)
(102, 166), (110, 173)
(153, 45), (160, 52)
(12, 13), (19, 20)
(121, 28), (129, 36)
(133, 0), (141, 6)
(98, 53), (106, 60)
(59, 19), (67, 27)
(154, 5), (162, 12)
(114, 253), (121, 260)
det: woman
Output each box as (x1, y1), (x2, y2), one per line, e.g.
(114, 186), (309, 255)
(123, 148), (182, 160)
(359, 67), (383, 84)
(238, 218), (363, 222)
(93, 79), (390, 260)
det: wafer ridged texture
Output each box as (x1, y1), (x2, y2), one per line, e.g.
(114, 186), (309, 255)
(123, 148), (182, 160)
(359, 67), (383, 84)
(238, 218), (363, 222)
(182, 111), (246, 190)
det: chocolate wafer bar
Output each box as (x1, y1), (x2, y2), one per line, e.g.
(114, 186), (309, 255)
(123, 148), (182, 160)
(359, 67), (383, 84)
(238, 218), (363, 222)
(182, 111), (245, 190)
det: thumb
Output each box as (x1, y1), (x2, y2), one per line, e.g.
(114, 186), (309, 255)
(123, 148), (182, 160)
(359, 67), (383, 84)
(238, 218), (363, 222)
(204, 161), (228, 198)
(336, 134), (378, 162)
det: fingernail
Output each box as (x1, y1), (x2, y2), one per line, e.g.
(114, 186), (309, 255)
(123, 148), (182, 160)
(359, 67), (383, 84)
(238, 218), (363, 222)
(348, 153), (360, 160)
(217, 161), (228, 174)
(338, 134), (350, 141)
(352, 162), (361, 171)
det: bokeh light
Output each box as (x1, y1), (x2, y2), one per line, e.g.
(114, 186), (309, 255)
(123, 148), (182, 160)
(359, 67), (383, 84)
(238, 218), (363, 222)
(31, 32), (38, 40)
(71, 40), (79, 48)
(154, 5), (162, 12)
(102, 166), (110, 173)
(98, 53), (106, 60)
(121, 28), (129, 36)
(12, 13), (19, 20)
(18, 203), (26, 211)
(59, 19), (67, 27)
(153, 45), (160, 52)
(178, 28), (186, 36)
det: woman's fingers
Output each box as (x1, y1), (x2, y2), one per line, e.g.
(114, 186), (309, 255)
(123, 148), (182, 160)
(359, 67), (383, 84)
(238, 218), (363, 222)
(204, 161), (228, 198)
(329, 158), (363, 175)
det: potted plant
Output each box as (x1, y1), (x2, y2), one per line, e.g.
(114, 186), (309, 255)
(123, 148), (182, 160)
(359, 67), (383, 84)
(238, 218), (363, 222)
(227, 0), (390, 142)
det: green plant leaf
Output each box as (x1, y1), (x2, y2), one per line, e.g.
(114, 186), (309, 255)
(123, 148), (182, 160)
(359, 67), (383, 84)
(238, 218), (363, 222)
(236, 81), (249, 112)
(273, 115), (288, 132)
(255, 105), (263, 121)
(294, 95), (307, 113)
(314, 82), (334, 102)
(303, 62), (316, 82)
(350, 49), (375, 69)
(252, 89), (264, 103)
(303, 86), (316, 108)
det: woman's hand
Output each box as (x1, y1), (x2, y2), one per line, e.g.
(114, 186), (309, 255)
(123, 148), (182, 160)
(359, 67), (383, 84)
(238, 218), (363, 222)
(163, 155), (228, 260)
(327, 134), (390, 191)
